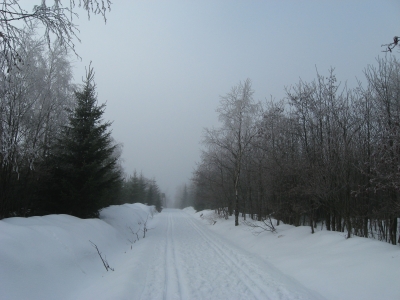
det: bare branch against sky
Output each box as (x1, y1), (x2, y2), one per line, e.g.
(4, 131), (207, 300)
(0, 0), (111, 70)
(382, 36), (399, 52)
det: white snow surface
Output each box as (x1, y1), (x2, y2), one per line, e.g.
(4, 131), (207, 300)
(0, 205), (398, 299)
(188, 208), (400, 300)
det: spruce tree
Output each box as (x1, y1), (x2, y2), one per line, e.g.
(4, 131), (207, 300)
(131, 171), (147, 203)
(146, 182), (155, 206)
(43, 65), (122, 218)
(155, 192), (162, 212)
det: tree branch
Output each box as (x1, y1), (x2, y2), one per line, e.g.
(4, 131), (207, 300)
(89, 240), (114, 271)
(382, 36), (399, 53)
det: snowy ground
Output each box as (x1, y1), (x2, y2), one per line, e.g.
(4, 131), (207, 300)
(189, 208), (400, 300)
(0, 205), (399, 299)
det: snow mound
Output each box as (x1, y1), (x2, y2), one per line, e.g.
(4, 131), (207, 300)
(99, 203), (156, 240)
(182, 206), (196, 214)
(0, 203), (153, 300)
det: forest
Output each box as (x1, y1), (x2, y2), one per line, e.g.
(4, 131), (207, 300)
(1, 1), (398, 247)
(192, 57), (400, 246)
(0, 1), (162, 219)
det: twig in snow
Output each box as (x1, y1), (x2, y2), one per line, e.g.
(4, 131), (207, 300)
(141, 214), (155, 238)
(89, 240), (114, 271)
(242, 216), (276, 235)
(128, 226), (141, 242)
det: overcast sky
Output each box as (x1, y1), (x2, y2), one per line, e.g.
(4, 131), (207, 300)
(66, 0), (400, 201)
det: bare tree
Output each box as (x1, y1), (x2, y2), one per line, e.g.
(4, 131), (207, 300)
(363, 56), (400, 244)
(0, 0), (112, 70)
(192, 149), (226, 214)
(203, 79), (260, 226)
(0, 33), (74, 217)
(193, 59), (400, 245)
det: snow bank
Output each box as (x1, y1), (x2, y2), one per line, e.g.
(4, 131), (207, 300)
(0, 203), (154, 300)
(2, 204), (398, 300)
(182, 206), (196, 214)
(188, 209), (400, 300)
(100, 203), (156, 241)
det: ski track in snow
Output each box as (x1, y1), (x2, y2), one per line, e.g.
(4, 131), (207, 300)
(3, 205), (396, 300)
(134, 209), (323, 300)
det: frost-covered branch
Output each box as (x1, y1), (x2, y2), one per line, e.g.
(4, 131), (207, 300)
(0, 0), (112, 70)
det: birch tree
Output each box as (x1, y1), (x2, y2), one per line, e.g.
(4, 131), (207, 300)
(203, 79), (260, 226)
(0, 33), (74, 217)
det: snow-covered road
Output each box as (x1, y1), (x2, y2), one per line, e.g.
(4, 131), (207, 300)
(77, 208), (323, 300)
(2, 204), (397, 299)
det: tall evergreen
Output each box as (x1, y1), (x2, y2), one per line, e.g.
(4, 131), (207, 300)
(146, 183), (155, 206)
(120, 171), (163, 211)
(121, 171), (148, 204)
(41, 65), (122, 218)
(155, 192), (162, 212)
(147, 179), (162, 212)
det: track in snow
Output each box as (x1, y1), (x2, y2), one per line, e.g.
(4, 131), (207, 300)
(136, 209), (323, 300)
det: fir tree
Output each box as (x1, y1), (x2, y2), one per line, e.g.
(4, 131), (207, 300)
(146, 180), (156, 206)
(155, 192), (162, 212)
(42, 65), (122, 218)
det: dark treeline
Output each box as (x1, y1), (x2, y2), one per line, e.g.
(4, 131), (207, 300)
(0, 32), (161, 219)
(120, 171), (163, 213)
(193, 56), (400, 245)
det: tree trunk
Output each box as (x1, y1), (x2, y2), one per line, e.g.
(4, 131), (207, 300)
(235, 188), (239, 226)
(310, 209), (315, 234)
(326, 211), (331, 231)
(389, 217), (397, 245)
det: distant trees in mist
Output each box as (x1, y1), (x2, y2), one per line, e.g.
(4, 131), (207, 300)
(120, 171), (163, 212)
(193, 56), (400, 245)
(174, 183), (195, 209)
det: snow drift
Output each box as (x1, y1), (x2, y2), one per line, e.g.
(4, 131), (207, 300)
(0, 203), (154, 300)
